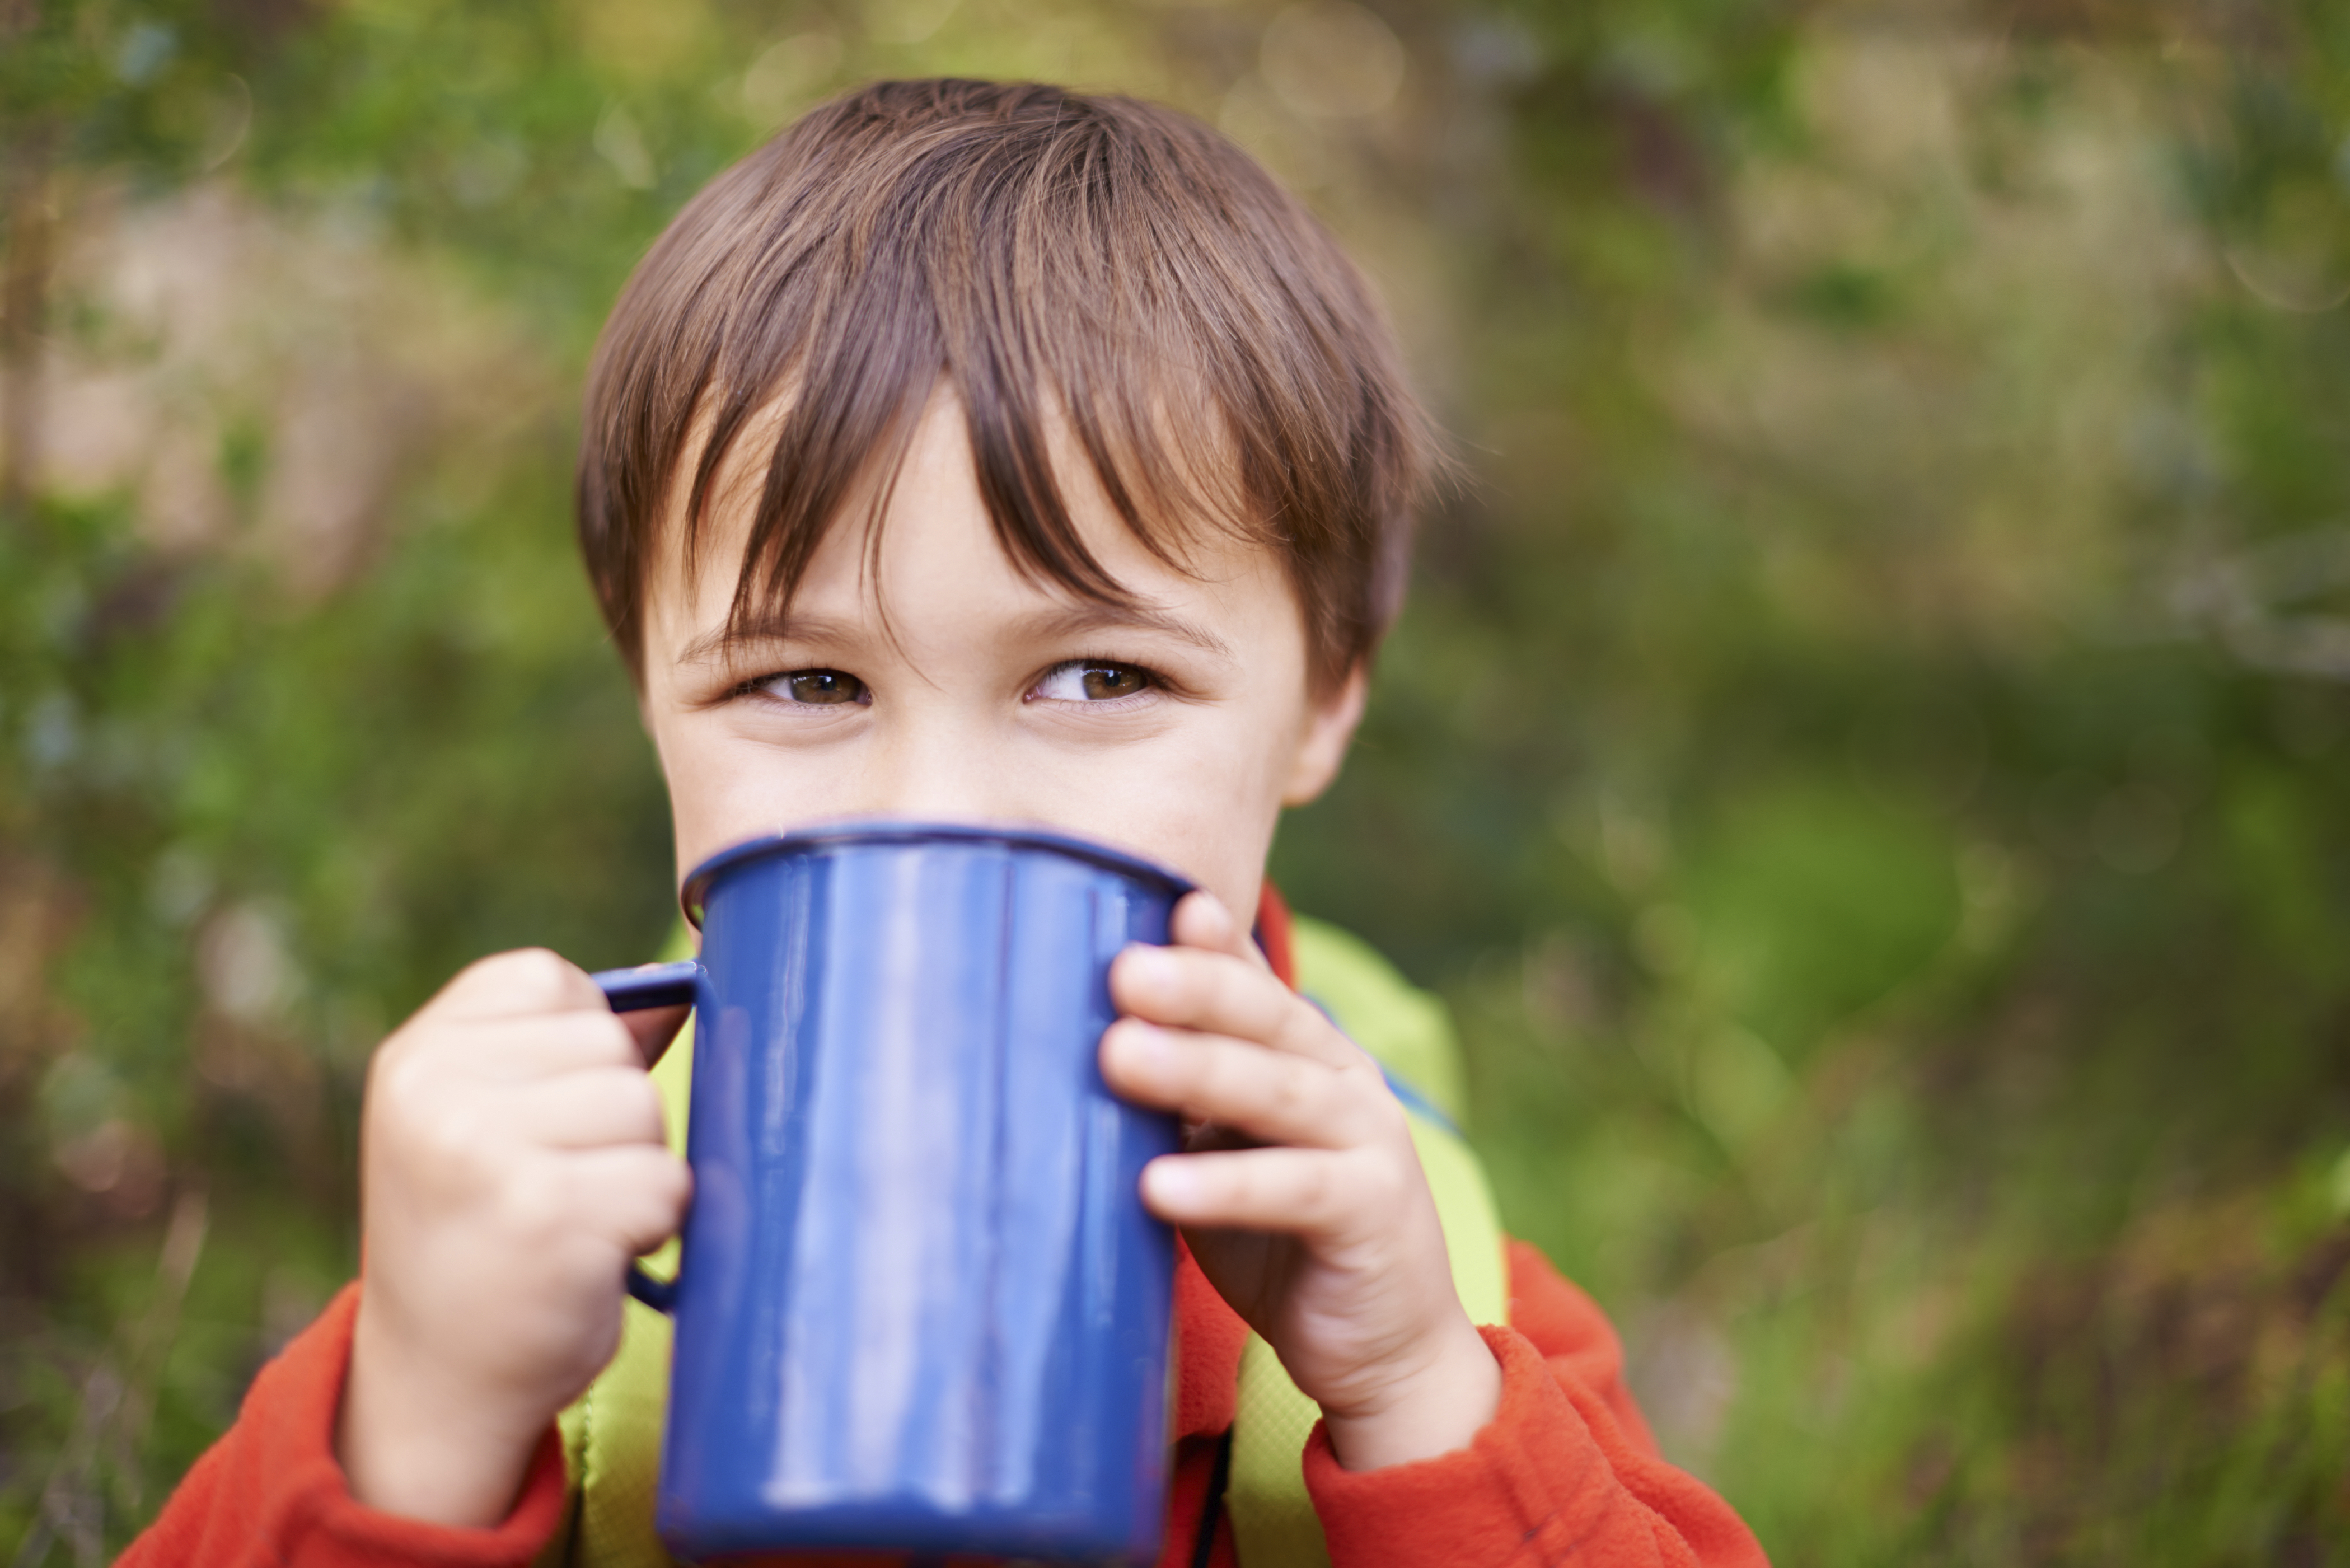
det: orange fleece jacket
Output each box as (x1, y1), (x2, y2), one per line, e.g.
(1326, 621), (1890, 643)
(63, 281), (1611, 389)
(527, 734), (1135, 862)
(119, 1241), (1764, 1568)
(121, 891), (1767, 1567)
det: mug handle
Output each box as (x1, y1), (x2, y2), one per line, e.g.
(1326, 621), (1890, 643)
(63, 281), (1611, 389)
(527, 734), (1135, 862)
(591, 959), (704, 1314)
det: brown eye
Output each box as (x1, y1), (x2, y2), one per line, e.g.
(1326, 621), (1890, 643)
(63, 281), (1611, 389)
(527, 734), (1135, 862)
(767, 669), (867, 705)
(1080, 664), (1148, 699)
(1032, 661), (1155, 702)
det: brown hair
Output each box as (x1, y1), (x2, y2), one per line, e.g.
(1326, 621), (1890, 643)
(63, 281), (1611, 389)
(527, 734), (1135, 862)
(576, 78), (1436, 689)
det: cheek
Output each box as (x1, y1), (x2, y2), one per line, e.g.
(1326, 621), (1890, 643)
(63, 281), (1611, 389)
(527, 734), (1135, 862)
(648, 711), (727, 872)
(1122, 709), (1298, 914)
(646, 706), (798, 875)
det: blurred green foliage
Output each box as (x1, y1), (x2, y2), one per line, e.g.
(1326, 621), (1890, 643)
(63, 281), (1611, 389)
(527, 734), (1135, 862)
(8, 0), (2350, 1561)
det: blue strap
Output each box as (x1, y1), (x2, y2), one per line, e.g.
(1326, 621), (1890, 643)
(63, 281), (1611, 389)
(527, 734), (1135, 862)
(1300, 991), (1462, 1138)
(1376, 1061), (1460, 1138)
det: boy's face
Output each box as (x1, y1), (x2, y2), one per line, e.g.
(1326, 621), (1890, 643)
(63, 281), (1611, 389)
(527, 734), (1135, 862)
(636, 389), (1366, 920)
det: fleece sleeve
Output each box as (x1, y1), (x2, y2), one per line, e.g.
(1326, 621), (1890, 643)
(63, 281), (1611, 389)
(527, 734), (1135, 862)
(116, 1284), (569, 1568)
(1300, 1241), (1768, 1568)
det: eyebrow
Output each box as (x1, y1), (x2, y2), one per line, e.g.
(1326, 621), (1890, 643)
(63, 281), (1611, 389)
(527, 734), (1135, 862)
(673, 601), (1237, 667)
(675, 610), (849, 668)
(1010, 603), (1238, 662)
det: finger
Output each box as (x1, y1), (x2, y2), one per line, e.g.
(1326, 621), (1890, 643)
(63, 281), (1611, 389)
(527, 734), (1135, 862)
(506, 1068), (670, 1150)
(1139, 1146), (1400, 1237)
(1169, 891), (1263, 967)
(561, 1146), (694, 1256)
(365, 1017), (639, 1158)
(1111, 944), (1355, 1067)
(437, 948), (608, 1022)
(442, 1011), (644, 1079)
(617, 1002), (691, 1068)
(1101, 1020), (1391, 1150)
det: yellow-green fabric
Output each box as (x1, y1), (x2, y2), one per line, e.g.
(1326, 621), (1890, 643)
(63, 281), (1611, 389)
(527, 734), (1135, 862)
(540, 944), (695, 1568)
(544, 915), (1502, 1568)
(1285, 917), (1469, 1127)
(1223, 917), (1506, 1568)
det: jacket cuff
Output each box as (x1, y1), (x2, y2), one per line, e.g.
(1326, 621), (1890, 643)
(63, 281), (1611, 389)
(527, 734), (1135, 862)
(269, 1285), (571, 1566)
(301, 1430), (569, 1566)
(1302, 1324), (1618, 1567)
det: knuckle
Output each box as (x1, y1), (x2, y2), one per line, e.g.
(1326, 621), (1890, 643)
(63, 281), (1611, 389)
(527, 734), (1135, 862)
(545, 1232), (623, 1304)
(412, 1100), (482, 1164)
(1157, 956), (1210, 1018)
(1171, 1037), (1219, 1102)
(369, 1015), (447, 1088)
(372, 1052), (458, 1138)
(1358, 1150), (1410, 1210)
(1285, 1004), (1345, 1057)
(415, 1117), (504, 1202)
(621, 1074), (668, 1139)
(1209, 1158), (1251, 1210)
(1268, 1061), (1319, 1125)
(513, 947), (582, 1001)
(365, 1041), (420, 1107)
(594, 1014), (643, 1064)
(1293, 1158), (1341, 1219)
(499, 1161), (573, 1244)
(1220, 966), (1275, 1028)
(483, 947), (581, 1008)
(555, 1013), (636, 1071)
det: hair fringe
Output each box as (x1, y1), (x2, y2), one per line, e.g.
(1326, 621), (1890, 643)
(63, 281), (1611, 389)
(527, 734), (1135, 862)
(577, 78), (1440, 689)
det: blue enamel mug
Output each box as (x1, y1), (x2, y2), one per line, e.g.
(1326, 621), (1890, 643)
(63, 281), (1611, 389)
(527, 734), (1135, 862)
(592, 821), (1189, 1564)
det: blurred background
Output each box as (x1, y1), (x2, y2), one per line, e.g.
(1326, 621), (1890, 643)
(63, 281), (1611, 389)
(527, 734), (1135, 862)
(6, 0), (2350, 1560)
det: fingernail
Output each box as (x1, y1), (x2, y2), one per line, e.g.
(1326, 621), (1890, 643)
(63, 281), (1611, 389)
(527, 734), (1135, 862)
(1143, 1158), (1197, 1206)
(1122, 946), (1178, 986)
(1117, 1019), (1173, 1060)
(1185, 891), (1232, 930)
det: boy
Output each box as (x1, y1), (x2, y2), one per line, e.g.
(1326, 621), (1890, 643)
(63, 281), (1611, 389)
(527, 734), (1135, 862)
(125, 81), (1767, 1567)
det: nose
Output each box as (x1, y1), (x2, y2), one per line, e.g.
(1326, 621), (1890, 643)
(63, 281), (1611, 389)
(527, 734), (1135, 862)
(855, 703), (1028, 826)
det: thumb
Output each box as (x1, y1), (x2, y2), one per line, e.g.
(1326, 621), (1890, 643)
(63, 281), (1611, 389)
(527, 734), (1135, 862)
(1170, 890), (1268, 970)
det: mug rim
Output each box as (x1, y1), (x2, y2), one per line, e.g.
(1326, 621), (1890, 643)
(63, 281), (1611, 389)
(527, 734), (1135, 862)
(679, 818), (1197, 926)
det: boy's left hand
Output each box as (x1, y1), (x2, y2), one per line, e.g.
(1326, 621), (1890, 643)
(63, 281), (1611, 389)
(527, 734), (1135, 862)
(1101, 892), (1502, 1472)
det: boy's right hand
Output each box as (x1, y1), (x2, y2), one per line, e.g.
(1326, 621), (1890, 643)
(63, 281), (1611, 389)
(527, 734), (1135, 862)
(338, 950), (691, 1529)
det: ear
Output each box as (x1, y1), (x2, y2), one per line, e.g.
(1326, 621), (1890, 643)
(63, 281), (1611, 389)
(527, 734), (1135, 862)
(1281, 662), (1369, 806)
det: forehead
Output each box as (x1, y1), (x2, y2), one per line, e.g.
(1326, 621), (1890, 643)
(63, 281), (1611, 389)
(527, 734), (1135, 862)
(642, 386), (1291, 649)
